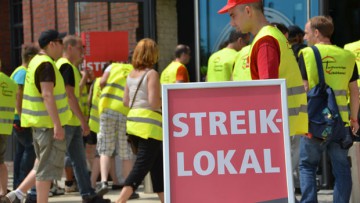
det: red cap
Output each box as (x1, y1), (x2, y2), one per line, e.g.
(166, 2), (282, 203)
(218, 0), (260, 14)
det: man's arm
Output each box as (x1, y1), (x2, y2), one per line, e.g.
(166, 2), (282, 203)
(15, 85), (24, 118)
(175, 66), (189, 83)
(41, 82), (64, 140)
(348, 80), (359, 134)
(65, 85), (90, 136)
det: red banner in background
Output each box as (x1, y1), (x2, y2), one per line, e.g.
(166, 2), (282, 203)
(81, 31), (129, 77)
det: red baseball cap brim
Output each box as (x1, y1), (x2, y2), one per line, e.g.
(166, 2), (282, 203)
(218, 0), (261, 14)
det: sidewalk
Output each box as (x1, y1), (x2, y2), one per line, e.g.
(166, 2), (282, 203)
(5, 162), (334, 203)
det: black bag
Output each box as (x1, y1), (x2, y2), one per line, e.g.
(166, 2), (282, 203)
(307, 46), (353, 149)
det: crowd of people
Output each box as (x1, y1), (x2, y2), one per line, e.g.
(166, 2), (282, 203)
(0, 0), (360, 203)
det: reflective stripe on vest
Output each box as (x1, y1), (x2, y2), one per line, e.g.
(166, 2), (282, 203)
(21, 54), (71, 128)
(301, 44), (356, 125)
(98, 63), (132, 115)
(89, 78), (101, 133)
(160, 61), (186, 84)
(81, 86), (89, 117)
(233, 45), (251, 81)
(56, 58), (82, 126)
(0, 72), (17, 135)
(207, 48), (237, 82)
(126, 108), (162, 141)
(250, 26), (309, 136)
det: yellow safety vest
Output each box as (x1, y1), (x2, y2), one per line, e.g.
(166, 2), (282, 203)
(301, 44), (355, 125)
(232, 45), (251, 81)
(10, 65), (26, 117)
(207, 48), (237, 82)
(126, 108), (162, 141)
(89, 78), (101, 133)
(21, 54), (71, 128)
(344, 40), (360, 91)
(160, 61), (188, 84)
(250, 25), (308, 136)
(81, 85), (89, 117)
(56, 58), (82, 126)
(0, 72), (16, 135)
(99, 63), (133, 115)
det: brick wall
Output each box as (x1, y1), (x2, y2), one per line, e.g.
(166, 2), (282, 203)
(156, 0), (178, 72)
(0, 0), (11, 75)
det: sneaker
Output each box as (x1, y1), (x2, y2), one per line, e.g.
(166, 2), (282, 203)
(95, 182), (108, 197)
(65, 180), (78, 193)
(111, 184), (124, 190)
(0, 195), (21, 203)
(48, 182), (65, 197)
(129, 192), (140, 200)
(82, 195), (111, 203)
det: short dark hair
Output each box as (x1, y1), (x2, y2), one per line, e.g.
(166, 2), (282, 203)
(271, 23), (289, 35)
(228, 30), (249, 43)
(174, 44), (190, 58)
(309, 16), (334, 39)
(22, 44), (39, 64)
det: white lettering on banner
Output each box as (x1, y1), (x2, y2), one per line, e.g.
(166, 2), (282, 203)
(172, 109), (281, 137)
(177, 149), (280, 176)
(83, 61), (109, 72)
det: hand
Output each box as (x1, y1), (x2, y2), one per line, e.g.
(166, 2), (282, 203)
(54, 125), (65, 140)
(81, 122), (91, 137)
(350, 119), (359, 135)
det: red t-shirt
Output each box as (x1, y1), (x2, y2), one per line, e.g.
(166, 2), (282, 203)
(176, 65), (189, 82)
(250, 36), (280, 79)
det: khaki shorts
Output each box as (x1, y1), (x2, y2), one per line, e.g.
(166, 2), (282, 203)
(0, 134), (8, 164)
(32, 128), (66, 181)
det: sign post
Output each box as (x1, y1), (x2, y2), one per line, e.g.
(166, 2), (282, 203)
(162, 79), (294, 203)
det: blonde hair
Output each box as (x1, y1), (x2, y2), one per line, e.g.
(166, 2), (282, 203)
(132, 38), (159, 70)
(63, 35), (81, 51)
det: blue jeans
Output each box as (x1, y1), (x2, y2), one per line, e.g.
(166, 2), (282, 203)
(12, 120), (36, 189)
(65, 125), (95, 198)
(299, 136), (351, 203)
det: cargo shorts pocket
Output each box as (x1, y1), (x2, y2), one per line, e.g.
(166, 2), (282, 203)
(48, 139), (66, 168)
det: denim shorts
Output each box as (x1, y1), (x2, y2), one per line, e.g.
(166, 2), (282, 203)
(32, 127), (66, 181)
(0, 134), (7, 164)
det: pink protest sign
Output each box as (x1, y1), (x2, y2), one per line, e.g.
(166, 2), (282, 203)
(162, 80), (294, 203)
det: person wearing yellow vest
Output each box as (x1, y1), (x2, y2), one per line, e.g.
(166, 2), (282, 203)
(218, 1), (308, 199)
(344, 40), (360, 93)
(0, 65), (16, 196)
(56, 35), (110, 203)
(97, 62), (136, 198)
(3, 29), (70, 203)
(207, 30), (250, 82)
(160, 44), (191, 84)
(116, 39), (164, 203)
(232, 45), (251, 81)
(297, 16), (359, 203)
(10, 44), (38, 192)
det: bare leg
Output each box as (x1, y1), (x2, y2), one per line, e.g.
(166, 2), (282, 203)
(116, 186), (133, 203)
(17, 170), (36, 193)
(90, 157), (100, 188)
(121, 160), (133, 182)
(110, 158), (119, 184)
(100, 155), (111, 182)
(157, 192), (164, 203)
(36, 180), (51, 203)
(0, 163), (8, 195)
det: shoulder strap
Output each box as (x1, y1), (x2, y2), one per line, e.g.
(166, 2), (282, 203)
(310, 46), (325, 86)
(130, 69), (150, 109)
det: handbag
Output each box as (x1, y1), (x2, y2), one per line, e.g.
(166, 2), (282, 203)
(307, 46), (353, 149)
(126, 69), (150, 154)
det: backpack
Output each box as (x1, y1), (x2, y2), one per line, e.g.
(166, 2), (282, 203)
(307, 46), (353, 149)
